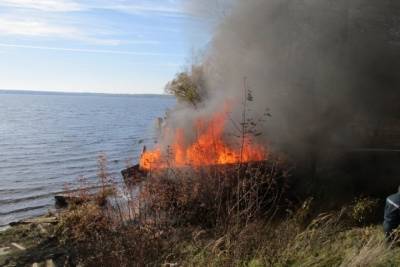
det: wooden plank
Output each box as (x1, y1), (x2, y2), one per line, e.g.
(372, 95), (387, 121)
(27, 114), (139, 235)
(11, 242), (26, 251)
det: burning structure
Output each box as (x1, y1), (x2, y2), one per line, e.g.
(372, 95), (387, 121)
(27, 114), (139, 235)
(140, 103), (267, 171)
(134, 0), (400, 199)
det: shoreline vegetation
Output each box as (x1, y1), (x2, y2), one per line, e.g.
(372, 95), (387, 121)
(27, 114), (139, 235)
(1, 181), (400, 267)
(2, 141), (400, 266)
(2, 71), (399, 267)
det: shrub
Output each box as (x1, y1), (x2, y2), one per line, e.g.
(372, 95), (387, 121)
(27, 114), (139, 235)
(350, 197), (379, 225)
(55, 149), (291, 266)
(58, 203), (170, 267)
(139, 159), (290, 229)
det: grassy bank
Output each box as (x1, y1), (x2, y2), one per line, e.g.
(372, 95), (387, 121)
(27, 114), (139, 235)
(1, 157), (398, 267)
(1, 201), (399, 267)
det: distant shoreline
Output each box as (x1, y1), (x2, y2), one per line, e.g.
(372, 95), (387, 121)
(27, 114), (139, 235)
(0, 89), (174, 98)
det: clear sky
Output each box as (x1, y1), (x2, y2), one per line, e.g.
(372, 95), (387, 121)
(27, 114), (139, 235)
(0, 0), (210, 94)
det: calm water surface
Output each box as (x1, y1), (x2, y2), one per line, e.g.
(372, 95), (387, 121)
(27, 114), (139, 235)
(0, 92), (175, 226)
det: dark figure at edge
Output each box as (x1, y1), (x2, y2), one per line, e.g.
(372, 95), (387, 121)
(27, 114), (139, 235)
(384, 186), (400, 241)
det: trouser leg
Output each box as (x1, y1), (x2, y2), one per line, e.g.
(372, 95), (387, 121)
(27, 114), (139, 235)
(383, 222), (394, 242)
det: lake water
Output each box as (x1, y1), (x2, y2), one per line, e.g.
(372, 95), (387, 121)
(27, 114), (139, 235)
(0, 91), (175, 227)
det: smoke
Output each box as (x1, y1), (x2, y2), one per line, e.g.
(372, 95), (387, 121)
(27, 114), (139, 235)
(178, 0), (400, 161)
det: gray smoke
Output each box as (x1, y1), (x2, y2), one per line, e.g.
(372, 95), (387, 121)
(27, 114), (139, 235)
(178, 0), (400, 161)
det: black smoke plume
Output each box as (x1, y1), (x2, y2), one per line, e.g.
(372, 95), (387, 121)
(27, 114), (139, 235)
(167, 0), (400, 197)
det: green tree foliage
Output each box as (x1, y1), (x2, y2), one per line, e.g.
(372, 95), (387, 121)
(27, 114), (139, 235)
(165, 65), (205, 107)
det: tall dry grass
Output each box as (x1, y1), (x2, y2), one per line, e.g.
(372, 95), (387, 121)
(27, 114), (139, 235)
(139, 158), (290, 228)
(57, 141), (291, 266)
(58, 162), (390, 267)
(340, 236), (389, 267)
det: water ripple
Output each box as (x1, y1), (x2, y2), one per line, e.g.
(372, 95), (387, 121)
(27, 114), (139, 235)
(0, 92), (175, 225)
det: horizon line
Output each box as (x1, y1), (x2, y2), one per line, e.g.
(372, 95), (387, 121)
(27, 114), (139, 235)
(0, 89), (174, 97)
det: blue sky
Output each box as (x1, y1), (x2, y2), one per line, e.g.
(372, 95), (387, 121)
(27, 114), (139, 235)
(0, 0), (211, 94)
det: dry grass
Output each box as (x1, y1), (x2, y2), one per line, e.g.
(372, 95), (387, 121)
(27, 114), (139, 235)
(53, 144), (392, 266)
(340, 236), (389, 267)
(57, 179), (397, 267)
(55, 150), (292, 266)
(176, 197), (393, 267)
(139, 159), (289, 229)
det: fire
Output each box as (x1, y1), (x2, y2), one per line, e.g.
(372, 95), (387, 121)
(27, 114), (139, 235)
(139, 108), (267, 171)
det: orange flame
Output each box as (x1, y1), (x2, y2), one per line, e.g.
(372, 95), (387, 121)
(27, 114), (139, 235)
(139, 108), (267, 171)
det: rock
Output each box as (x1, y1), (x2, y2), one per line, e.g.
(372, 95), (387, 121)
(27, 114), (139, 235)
(54, 195), (86, 208)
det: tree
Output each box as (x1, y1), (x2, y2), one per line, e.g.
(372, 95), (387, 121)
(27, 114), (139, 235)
(165, 65), (205, 107)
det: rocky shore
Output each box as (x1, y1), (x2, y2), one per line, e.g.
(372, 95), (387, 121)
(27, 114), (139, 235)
(0, 214), (71, 267)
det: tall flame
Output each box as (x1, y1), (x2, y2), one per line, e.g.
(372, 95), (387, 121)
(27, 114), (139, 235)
(140, 107), (267, 171)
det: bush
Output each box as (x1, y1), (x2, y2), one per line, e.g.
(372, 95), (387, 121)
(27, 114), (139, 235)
(56, 154), (289, 266)
(58, 203), (171, 267)
(140, 159), (290, 229)
(350, 197), (379, 225)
